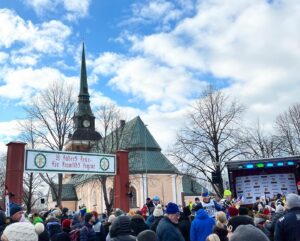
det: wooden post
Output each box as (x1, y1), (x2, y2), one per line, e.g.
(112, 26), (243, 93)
(114, 150), (129, 212)
(5, 142), (26, 205)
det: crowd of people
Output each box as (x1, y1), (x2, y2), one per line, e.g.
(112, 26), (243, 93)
(0, 191), (299, 241)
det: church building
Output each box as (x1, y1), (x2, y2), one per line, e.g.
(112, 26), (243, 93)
(47, 44), (205, 212)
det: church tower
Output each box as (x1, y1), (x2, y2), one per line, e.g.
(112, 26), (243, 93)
(65, 43), (101, 152)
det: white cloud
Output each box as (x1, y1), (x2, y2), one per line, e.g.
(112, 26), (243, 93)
(0, 120), (23, 153)
(10, 54), (39, 66)
(0, 67), (78, 103)
(22, 0), (55, 16)
(0, 9), (71, 54)
(63, 0), (91, 21)
(0, 52), (9, 64)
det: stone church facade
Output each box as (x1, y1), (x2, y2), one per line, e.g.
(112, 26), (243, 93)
(47, 44), (204, 213)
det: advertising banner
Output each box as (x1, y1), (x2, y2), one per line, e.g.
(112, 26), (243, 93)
(235, 173), (297, 204)
(25, 149), (116, 175)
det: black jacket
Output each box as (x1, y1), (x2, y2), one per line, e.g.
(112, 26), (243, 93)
(212, 225), (228, 241)
(130, 216), (148, 236)
(274, 207), (300, 241)
(178, 219), (191, 241)
(150, 216), (163, 232)
(264, 211), (285, 241)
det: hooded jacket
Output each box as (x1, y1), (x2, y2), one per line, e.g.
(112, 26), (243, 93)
(190, 209), (215, 241)
(156, 217), (185, 241)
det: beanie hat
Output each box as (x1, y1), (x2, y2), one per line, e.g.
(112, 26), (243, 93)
(108, 214), (116, 223)
(34, 223), (45, 235)
(229, 224), (269, 241)
(137, 230), (158, 241)
(153, 204), (163, 217)
(9, 203), (23, 217)
(153, 196), (160, 201)
(166, 202), (179, 214)
(62, 219), (71, 229)
(275, 205), (284, 213)
(228, 206), (239, 217)
(202, 192), (209, 197)
(3, 222), (38, 241)
(62, 207), (68, 214)
(286, 193), (300, 209)
(195, 197), (200, 201)
(224, 190), (232, 197)
(84, 213), (93, 223)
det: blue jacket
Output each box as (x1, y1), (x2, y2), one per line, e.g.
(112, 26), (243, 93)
(190, 209), (215, 241)
(156, 217), (185, 241)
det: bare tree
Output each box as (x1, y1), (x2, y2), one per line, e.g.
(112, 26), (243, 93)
(18, 118), (45, 213)
(275, 103), (300, 155)
(242, 120), (281, 158)
(171, 85), (245, 196)
(23, 80), (76, 207)
(0, 153), (6, 201)
(92, 103), (126, 214)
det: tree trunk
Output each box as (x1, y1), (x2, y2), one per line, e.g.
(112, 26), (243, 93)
(57, 173), (63, 207)
(27, 173), (33, 214)
(101, 176), (113, 215)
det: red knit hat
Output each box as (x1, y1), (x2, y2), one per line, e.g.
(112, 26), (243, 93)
(228, 206), (239, 217)
(62, 219), (71, 229)
(91, 211), (98, 219)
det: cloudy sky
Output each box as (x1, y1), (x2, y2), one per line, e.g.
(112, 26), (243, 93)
(0, 0), (299, 153)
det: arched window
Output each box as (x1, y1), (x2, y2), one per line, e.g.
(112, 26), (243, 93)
(92, 191), (97, 207)
(129, 186), (137, 208)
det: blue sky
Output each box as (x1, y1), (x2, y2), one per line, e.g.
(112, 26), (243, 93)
(1, 0), (300, 152)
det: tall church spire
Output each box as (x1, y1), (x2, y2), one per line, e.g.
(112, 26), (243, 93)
(76, 42), (93, 116)
(79, 42), (89, 97)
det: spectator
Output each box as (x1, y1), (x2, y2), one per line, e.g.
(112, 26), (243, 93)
(229, 224), (269, 241)
(264, 205), (285, 241)
(274, 193), (300, 241)
(136, 230), (158, 241)
(0, 211), (7, 237)
(156, 202), (185, 241)
(227, 215), (254, 236)
(71, 213), (83, 230)
(103, 214), (115, 239)
(227, 207), (239, 219)
(2, 222), (40, 241)
(60, 208), (69, 223)
(8, 203), (24, 223)
(178, 206), (191, 241)
(206, 234), (220, 241)
(80, 213), (97, 241)
(190, 206), (215, 241)
(212, 211), (228, 241)
(130, 214), (148, 236)
(62, 219), (71, 233)
(92, 211), (105, 241)
(150, 204), (164, 232)
(109, 216), (135, 241)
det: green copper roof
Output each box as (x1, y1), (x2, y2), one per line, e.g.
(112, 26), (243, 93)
(51, 184), (78, 201)
(75, 43), (93, 117)
(182, 176), (207, 195)
(91, 116), (178, 174)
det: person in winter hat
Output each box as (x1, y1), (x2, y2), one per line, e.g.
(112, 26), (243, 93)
(130, 214), (148, 236)
(137, 230), (158, 241)
(1, 222), (42, 241)
(80, 212), (97, 241)
(62, 219), (71, 233)
(178, 206), (191, 241)
(150, 204), (164, 232)
(156, 202), (185, 241)
(103, 214), (116, 239)
(206, 234), (220, 241)
(109, 215), (135, 241)
(229, 224), (269, 241)
(227, 207), (238, 219)
(212, 211), (228, 241)
(8, 203), (24, 223)
(91, 211), (105, 241)
(0, 211), (7, 238)
(190, 205), (215, 241)
(227, 214), (254, 234)
(274, 193), (300, 241)
(264, 205), (285, 241)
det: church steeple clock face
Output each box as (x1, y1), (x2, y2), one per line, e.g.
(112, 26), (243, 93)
(83, 119), (90, 128)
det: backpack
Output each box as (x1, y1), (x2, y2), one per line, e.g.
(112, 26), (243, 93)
(70, 226), (89, 241)
(69, 229), (81, 241)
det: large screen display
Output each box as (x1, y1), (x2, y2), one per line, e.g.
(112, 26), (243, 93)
(235, 173), (297, 204)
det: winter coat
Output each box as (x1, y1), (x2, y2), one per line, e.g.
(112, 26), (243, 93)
(110, 235), (136, 241)
(80, 223), (97, 241)
(178, 219), (191, 241)
(264, 211), (285, 241)
(190, 209), (215, 241)
(93, 219), (107, 241)
(212, 224), (228, 241)
(150, 216), (163, 232)
(145, 214), (154, 227)
(109, 216), (135, 241)
(51, 232), (71, 241)
(274, 207), (300, 241)
(156, 217), (185, 241)
(0, 211), (6, 238)
(130, 215), (148, 236)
